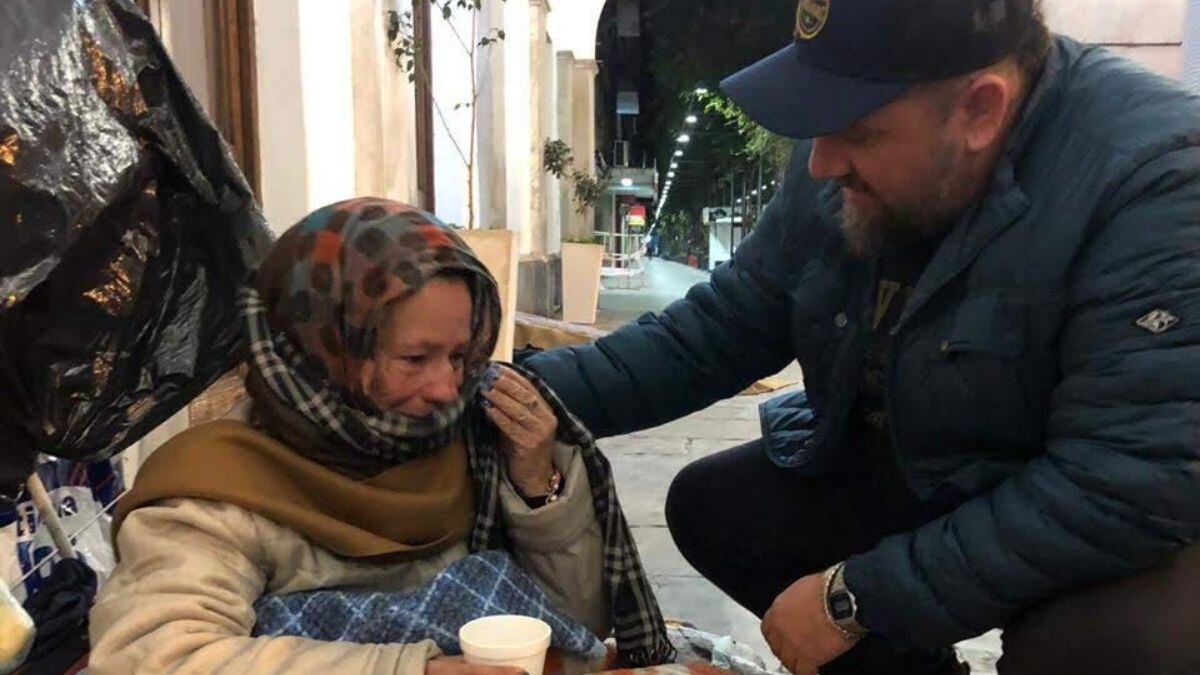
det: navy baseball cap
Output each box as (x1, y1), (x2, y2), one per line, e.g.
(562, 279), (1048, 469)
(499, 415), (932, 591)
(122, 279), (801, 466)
(722, 0), (1043, 139)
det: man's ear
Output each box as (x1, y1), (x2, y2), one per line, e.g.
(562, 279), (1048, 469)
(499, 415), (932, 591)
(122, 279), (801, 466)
(958, 72), (1016, 153)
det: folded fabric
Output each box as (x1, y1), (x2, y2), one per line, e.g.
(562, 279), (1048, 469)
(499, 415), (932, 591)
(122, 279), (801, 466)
(22, 558), (96, 662)
(253, 551), (607, 660)
(666, 623), (773, 675)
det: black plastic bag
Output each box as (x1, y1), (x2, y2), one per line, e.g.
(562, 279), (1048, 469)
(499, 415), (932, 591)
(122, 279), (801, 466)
(0, 0), (272, 498)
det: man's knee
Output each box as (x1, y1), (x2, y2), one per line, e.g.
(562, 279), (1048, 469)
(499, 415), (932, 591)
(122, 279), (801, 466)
(665, 440), (761, 555)
(1000, 543), (1200, 674)
(664, 455), (713, 547)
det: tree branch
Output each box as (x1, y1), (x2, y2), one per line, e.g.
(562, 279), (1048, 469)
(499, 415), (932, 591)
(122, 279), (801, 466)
(432, 97), (471, 167)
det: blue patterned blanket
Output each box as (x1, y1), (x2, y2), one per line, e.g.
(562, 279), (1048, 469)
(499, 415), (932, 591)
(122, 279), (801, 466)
(252, 551), (607, 660)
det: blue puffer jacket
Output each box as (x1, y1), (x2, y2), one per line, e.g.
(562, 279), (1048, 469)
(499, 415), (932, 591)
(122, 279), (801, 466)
(526, 38), (1200, 648)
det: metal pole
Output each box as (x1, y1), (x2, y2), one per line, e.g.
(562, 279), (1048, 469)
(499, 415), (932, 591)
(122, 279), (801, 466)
(730, 174), (737, 246)
(742, 174), (748, 221)
(756, 156), (764, 217)
(27, 473), (76, 559)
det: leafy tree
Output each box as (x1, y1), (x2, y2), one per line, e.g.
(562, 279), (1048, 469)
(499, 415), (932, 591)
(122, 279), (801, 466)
(632, 0), (798, 220)
(387, 0), (506, 229)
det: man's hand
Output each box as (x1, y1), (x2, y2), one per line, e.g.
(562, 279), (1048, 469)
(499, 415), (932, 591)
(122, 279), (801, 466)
(762, 572), (860, 675)
(426, 656), (527, 675)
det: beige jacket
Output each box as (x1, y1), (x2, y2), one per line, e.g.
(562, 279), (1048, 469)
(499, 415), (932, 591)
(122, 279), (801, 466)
(88, 444), (608, 675)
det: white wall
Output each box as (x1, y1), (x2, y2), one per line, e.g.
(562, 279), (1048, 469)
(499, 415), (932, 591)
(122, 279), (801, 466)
(543, 32), (562, 254)
(506, 0), (533, 253)
(351, 0), (420, 206)
(254, 0), (309, 232)
(429, 0), (588, 257)
(1044, 0), (1184, 77)
(1044, 0), (1183, 43)
(151, 0), (215, 115)
(254, 0), (357, 233)
(707, 223), (744, 271)
(299, 1), (357, 213)
(1185, 0), (1200, 89)
(547, 0), (606, 60)
(432, 8), (476, 228)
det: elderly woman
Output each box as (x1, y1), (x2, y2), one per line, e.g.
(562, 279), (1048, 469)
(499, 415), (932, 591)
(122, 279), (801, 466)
(88, 199), (672, 675)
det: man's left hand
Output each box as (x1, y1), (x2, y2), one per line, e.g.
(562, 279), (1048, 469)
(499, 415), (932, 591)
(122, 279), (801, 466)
(762, 572), (861, 675)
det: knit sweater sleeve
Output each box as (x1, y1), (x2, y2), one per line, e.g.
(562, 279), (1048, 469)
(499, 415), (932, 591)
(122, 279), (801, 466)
(89, 498), (441, 675)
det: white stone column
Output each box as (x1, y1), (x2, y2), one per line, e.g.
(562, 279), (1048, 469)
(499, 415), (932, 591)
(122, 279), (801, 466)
(542, 35), (561, 254)
(555, 50), (576, 243)
(476, 0), (508, 230)
(503, 0), (532, 249)
(253, 0), (308, 232)
(350, 0), (419, 206)
(568, 58), (599, 241)
(528, 0), (550, 255)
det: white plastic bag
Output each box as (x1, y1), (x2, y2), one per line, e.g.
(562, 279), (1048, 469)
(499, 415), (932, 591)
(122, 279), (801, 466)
(0, 457), (123, 603)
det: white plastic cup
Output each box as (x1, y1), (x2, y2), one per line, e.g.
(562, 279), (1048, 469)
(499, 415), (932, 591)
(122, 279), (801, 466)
(458, 615), (553, 675)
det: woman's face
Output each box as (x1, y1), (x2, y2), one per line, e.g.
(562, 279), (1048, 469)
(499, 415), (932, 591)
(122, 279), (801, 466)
(360, 276), (474, 417)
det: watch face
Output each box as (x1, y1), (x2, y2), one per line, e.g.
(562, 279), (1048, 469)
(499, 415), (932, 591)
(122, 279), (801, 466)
(830, 591), (855, 620)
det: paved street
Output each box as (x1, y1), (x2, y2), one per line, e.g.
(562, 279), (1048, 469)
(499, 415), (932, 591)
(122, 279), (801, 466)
(596, 382), (792, 669)
(595, 258), (711, 331)
(593, 258), (1002, 673)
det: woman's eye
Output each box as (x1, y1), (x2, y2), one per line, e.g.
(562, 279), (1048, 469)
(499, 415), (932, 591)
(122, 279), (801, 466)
(399, 354), (427, 365)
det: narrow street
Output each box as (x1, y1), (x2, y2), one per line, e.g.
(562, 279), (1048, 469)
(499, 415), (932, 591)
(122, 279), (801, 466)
(596, 258), (713, 330)
(595, 258), (798, 668)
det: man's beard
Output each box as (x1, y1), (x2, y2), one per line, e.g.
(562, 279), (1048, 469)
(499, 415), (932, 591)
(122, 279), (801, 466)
(839, 137), (972, 259)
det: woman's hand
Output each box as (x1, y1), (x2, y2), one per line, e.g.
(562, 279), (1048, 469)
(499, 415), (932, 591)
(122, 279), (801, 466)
(426, 656), (527, 675)
(482, 365), (558, 497)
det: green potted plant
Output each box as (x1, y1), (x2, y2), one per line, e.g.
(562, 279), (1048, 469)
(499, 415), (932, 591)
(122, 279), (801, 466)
(544, 140), (608, 324)
(559, 234), (605, 324)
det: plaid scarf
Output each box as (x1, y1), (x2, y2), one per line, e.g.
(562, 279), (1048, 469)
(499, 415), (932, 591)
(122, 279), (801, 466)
(241, 199), (674, 666)
(240, 286), (470, 465)
(464, 362), (674, 667)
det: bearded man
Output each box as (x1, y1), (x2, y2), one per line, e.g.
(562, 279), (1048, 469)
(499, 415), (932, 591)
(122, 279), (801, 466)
(524, 1), (1200, 673)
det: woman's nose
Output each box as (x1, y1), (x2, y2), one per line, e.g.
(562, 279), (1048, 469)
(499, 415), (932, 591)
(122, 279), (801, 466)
(423, 361), (460, 404)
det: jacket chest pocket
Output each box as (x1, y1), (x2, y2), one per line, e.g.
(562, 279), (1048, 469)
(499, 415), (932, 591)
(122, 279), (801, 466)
(788, 262), (853, 395)
(913, 292), (1046, 452)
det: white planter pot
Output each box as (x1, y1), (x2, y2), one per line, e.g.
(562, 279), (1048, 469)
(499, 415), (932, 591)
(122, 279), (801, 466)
(561, 242), (604, 324)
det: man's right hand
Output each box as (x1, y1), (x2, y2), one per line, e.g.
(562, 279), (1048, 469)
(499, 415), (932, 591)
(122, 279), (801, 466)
(425, 656), (528, 675)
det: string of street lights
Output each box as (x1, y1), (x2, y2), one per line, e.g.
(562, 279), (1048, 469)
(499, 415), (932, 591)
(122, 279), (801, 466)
(654, 87), (708, 221)
(655, 86), (781, 223)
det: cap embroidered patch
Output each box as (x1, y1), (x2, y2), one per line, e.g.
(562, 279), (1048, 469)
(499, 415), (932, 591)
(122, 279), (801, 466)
(1136, 309), (1180, 335)
(795, 0), (830, 40)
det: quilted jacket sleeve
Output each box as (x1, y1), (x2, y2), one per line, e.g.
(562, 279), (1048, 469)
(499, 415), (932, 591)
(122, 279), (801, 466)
(845, 148), (1200, 647)
(524, 147), (820, 438)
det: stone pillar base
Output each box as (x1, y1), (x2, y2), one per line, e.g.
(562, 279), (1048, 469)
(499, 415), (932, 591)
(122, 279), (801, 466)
(517, 254), (563, 318)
